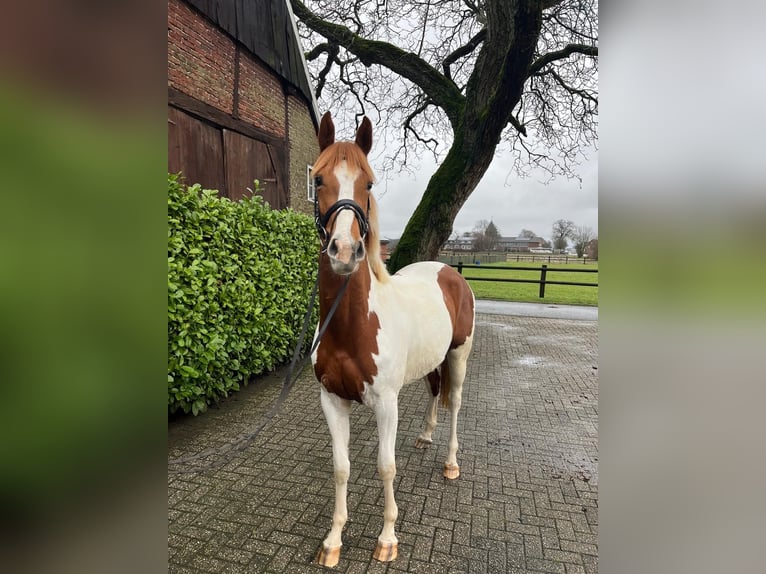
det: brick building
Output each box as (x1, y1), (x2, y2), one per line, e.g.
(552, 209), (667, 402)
(167, 0), (319, 215)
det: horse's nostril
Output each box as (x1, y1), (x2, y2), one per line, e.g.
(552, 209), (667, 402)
(355, 243), (365, 261)
(328, 239), (339, 257)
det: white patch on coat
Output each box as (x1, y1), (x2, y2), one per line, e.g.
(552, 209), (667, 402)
(360, 261), (453, 406)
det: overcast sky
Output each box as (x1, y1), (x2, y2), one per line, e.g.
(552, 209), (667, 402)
(369, 145), (598, 243)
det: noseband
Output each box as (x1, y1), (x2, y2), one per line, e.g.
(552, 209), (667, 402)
(314, 196), (370, 252)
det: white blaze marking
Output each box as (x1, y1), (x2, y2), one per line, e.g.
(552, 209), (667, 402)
(328, 161), (361, 265)
(332, 161), (358, 244)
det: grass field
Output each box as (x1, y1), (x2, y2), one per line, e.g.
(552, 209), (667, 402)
(456, 261), (599, 306)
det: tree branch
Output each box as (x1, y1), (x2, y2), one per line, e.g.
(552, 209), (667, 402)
(509, 114), (527, 137)
(305, 42), (332, 61)
(541, 0), (565, 10)
(442, 29), (487, 82)
(528, 43), (598, 77)
(548, 69), (598, 106)
(290, 0), (465, 126)
(403, 100), (439, 151)
(306, 43), (341, 99)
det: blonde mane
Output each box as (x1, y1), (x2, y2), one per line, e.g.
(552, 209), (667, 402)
(314, 142), (390, 284)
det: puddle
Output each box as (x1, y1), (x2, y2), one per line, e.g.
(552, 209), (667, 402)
(477, 320), (520, 331)
(488, 427), (598, 484)
(514, 355), (544, 366)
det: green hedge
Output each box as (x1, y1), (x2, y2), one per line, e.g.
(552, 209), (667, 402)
(168, 174), (318, 415)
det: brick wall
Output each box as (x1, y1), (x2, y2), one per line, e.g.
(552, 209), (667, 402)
(238, 51), (286, 138)
(287, 95), (319, 216)
(168, 0), (318, 211)
(167, 0), (235, 114)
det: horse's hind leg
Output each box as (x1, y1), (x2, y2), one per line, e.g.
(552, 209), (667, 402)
(444, 337), (473, 479)
(415, 375), (439, 448)
(316, 388), (351, 568)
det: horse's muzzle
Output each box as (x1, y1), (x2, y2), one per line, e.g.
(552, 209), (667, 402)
(327, 236), (365, 275)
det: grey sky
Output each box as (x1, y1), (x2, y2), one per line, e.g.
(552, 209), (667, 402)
(370, 146), (598, 244)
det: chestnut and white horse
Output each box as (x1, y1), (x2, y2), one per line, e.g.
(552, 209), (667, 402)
(310, 112), (475, 567)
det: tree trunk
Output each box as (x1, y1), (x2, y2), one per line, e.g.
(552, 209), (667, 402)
(388, 1), (543, 272)
(387, 131), (497, 272)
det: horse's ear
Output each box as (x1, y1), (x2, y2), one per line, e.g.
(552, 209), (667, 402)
(355, 117), (373, 155)
(318, 112), (335, 151)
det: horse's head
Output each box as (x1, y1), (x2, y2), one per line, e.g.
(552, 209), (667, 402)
(313, 112), (376, 276)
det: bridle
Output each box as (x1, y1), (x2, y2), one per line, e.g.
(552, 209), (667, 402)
(314, 194), (371, 253)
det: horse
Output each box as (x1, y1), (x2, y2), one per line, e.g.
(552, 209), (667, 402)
(310, 112), (475, 567)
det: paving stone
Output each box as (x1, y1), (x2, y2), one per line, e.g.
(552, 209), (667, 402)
(168, 312), (598, 572)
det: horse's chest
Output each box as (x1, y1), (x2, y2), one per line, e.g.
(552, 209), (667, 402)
(314, 335), (379, 404)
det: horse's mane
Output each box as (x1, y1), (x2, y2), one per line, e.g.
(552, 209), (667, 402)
(314, 142), (390, 284)
(365, 192), (390, 283)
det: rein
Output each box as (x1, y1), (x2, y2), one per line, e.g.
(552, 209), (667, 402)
(168, 269), (350, 475)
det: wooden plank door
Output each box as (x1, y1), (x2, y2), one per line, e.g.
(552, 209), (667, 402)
(168, 106), (226, 193)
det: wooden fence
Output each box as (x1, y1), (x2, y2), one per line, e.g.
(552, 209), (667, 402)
(439, 251), (596, 265)
(452, 262), (598, 298)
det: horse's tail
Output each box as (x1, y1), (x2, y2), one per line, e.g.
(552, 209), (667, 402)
(439, 359), (451, 409)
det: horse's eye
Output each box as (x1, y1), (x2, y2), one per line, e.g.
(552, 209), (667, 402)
(314, 176), (323, 187)
(366, 182), (373, 191)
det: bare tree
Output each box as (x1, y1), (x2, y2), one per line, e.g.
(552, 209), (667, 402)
(519, 229), (538, 239)
(292, 0), (598, 271)
(552, 218), (575, 251)
(586, 238), (598, 260)
(471, 219), (491, 251)
(572, 225), (595, 257)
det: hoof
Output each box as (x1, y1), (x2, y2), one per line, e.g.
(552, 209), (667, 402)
(316, 545), (341, 568)
(414, 437), (432, 449)
(443, 463), (460, 479)
(372, 540), (398, 562)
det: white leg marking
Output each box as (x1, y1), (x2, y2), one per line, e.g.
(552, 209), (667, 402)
(373, 393), (399, 560)
(444, 337), (472, 479)
(318, 388), (351, 566)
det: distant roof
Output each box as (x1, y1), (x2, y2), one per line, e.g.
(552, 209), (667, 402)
(499, 236), (545, 243)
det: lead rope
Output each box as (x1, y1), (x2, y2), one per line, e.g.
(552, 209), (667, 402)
(168, 270), (350, 475)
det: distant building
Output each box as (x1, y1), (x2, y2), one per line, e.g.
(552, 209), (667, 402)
(379, 238), (399, 262)
(443, 237), (474, 251)
(443, 235), (546, 252)
(497, 236), (545, 252)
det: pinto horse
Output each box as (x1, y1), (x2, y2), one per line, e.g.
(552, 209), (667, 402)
(310, 112), (475, 567)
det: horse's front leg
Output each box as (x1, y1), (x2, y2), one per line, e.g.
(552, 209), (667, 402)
(372, 393), (399, 562)
(317, 388), (351, 568)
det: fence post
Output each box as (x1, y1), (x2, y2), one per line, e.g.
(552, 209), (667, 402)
(457, 262), (463, 275)
(539, 264), (548, 298)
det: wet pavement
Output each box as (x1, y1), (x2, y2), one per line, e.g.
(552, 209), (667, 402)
(168, 305), (598, 573)
(475, 300), (598, 322)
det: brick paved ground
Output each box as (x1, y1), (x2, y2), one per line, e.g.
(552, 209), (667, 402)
(168, 312), (598, 573)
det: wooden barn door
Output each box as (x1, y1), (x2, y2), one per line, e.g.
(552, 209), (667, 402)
(168, 107), (225, 193)
(223, 129), (287, 208)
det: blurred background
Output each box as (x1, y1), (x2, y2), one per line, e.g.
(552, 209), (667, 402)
(0, 1), (764, 573)
(600, 1), (766, 573)
(0, 1), (167, 573)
